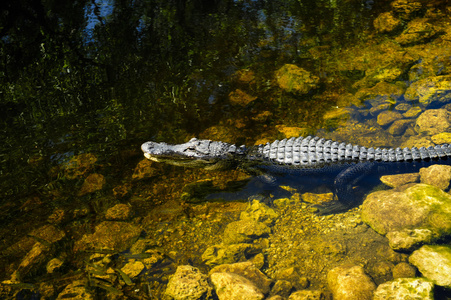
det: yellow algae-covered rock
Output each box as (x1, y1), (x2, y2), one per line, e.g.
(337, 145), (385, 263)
(432, 132), (451, 144)
(105, 203), (133, 221)
(415, 109), (451, 135)
(395, 18), (437, 45)
(376, 110), (403, 127)
(78, 173), (106, 196)
(275, 64), (319, 94)
(229, 89), (257, 106)
(419, 164), (451, 191)
(132, 159), (160, 180)
(374, 12), (401, 33)
(74, 221), (142, 252)
(405, 76), (451, 107)
(165, 265), (212, 300)
(380, 173), (419, 188)
(62, 153), (97, 179)
(327, 265), (376, 300)
(409, 245), (451, 288)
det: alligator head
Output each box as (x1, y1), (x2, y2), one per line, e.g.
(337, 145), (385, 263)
(141, 138), (245, 170)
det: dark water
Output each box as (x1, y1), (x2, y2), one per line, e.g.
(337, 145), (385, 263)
(1, 0), (451, 298)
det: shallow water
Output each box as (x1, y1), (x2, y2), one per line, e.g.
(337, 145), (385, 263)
(1, 0), (451, 298)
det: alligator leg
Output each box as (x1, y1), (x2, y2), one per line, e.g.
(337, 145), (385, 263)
(314, 162), (381, 214)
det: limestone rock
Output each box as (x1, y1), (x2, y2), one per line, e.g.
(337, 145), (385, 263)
(392, 262), (416, 279)
(362, 184), (451, 250)
(274, 267), (309, 290)
(405, 76), (451, 107)
(121, 261), (145, 278)
(415, 109), (451, 135)
(222, 220), (271, 245)
(356, 81), (404, 104)
(387, 119), (413, 136)
(374, 12), (401, 33)
(165, 265), (212, 300)
(402, 106), (422, 118)
(376, 111), (402, 127)
(395, 18), (437, 45)
(409, 244), (451, 288)
(132, 159), (160, 180)
(105, 203), (133, 220)
(419, 164), (451, 190)
(373, 278), (434, 300)
(432, 132), (451, 144)
(229, 89), (257, 106)
(275, 64), (319, 94)
(269, 280), (292, 298)
(240, 199), (279, 226)
(202, 243), (262, 267)
(386, 228), (439, 251)
(78, 173), (106, 196)
(210, 272), (264, 300)
(209, 261), (272, 294)
(288, 290), (328, 300)
(74, 221), (142, 252)
(62, 153), (97, 180)
(56, 280), (95, 300)
(391, 0), (423, 18)
(327, 265), (376, 300)
(380, 173), (419, 188)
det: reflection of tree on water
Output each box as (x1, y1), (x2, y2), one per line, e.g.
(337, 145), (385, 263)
(2, 0), (451, 298)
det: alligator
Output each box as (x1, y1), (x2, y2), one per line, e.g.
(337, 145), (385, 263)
(141, 136), (451, 213)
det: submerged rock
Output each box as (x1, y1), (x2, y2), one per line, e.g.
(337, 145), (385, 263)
(405, 76), (451, 107)
(374, 12), (401, 33)
(240, 199), (279, 226)
(392, 262), (417, 279)
(362, 183), (451, 251)
(274, 267), (309, 291)
(287, 290), (328, 300)
(409, 244), (451, 288)
(210, 272), (265, 300)
(202, 243), (262, 267)
(62, 153), (97, 180)
(391, 0), (423, 19)
(432, 132), (451, 144)
(419, 164), (451, 190)
(376, 110), (403, 126)
(121, 260), (145, 278)
(269, 280), (292, 298)
(209, 261), (272, 294)
(78, 173), (106, 196)
(228, 89), (257, 106)
(74, 221), (142, 252)
(373, 278), (434, 300)
(165, 265), (212, 300)
(222, 220), (271, 245)
(275, 64), (319, 94)
(56, 280), (94, 300)
(105, 203), (133, 221)
(132, 159), (160, 180)
(386, 228), (439, 252)
(395, 18), (438, 45)
(380, 172), (419, 188)
(327, 265), (376, 300)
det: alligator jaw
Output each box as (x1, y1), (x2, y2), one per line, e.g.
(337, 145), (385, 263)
(141, 139), (239, 169)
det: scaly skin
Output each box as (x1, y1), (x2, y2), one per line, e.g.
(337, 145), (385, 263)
(141, 137), (451, 213)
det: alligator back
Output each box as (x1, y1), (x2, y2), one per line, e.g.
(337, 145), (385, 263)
(247, 136), (451, 167)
